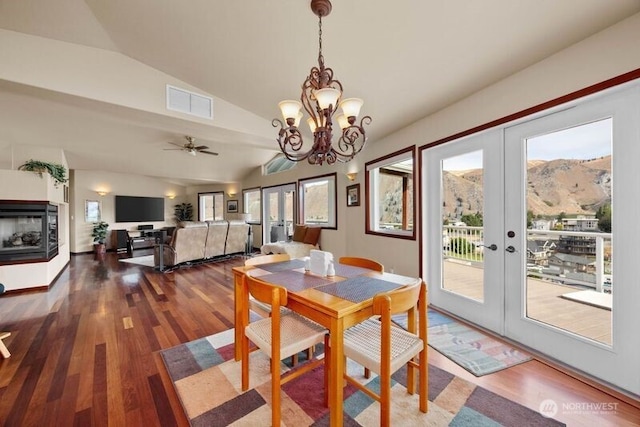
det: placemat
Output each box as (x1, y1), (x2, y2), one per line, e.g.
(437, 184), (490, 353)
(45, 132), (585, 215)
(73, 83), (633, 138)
(256, 259), (306, 272)
(256, 270), (332, 292)
(316, 276), (402, 303)
(333, 263), (372, 278)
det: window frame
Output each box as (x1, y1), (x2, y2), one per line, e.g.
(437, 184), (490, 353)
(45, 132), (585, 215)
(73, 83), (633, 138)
(365, 146), (416, 240)
(197, 191), (224, 221)
(242, 187), (262, 224)
(298, 172), (337, 230)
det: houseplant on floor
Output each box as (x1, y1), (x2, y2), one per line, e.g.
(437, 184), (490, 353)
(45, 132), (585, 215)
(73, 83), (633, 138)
(174, 202), (193, 222)
(92, 221), (109, 254)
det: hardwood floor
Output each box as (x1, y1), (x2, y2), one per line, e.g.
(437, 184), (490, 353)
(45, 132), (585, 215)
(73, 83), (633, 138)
(0, 252), (638, 426)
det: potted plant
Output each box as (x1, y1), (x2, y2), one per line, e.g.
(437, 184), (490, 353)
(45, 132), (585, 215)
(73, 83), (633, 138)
(174, 202), (193, 222)
(18, 159), (68, 187)
(92, 221), (109, 254)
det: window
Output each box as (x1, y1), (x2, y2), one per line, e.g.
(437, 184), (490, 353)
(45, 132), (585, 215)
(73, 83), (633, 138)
(298, 173), (337, 229)
(242, 187), (261, 224)
(366, 146), (415, 239)
(198, 192), (224, 221)
(264, 154), (296, 175)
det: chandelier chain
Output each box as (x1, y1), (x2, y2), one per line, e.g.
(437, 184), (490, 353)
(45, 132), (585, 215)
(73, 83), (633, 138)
(318, 16), (323, 66)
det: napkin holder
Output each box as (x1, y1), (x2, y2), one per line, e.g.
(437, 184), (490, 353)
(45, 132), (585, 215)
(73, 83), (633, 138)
(310, 249), (333, 277)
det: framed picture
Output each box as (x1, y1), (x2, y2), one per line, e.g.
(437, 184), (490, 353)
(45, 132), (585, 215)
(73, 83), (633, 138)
(85, 200), (101, 222)
(227, 199), (238, 213)
(346, 184), (360, 207)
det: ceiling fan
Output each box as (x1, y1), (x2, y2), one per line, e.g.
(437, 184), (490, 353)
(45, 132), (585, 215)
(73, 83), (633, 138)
(165, 136), (218, 156)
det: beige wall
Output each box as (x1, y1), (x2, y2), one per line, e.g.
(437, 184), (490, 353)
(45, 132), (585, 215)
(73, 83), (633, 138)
(71, 170), (186, 252)
(244, 12), (640, 278)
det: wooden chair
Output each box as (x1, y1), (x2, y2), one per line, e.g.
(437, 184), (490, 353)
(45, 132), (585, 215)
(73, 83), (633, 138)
(0, 331), (11, 358)
(340, 279), (428, 426)
(241, 275), (327, 427)
(338, 256), (384, 272)
(245, 254), (291, 317)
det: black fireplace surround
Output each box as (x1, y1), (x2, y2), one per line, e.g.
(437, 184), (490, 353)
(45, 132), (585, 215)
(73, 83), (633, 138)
(0, 201), (58, 263)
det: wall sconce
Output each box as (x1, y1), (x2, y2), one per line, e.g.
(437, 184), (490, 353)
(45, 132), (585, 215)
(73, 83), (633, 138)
(96, 190), (109, 196)
(228, 192), (236, 198)
(167, 194), (176, 200)
(346, 172), (357, 182)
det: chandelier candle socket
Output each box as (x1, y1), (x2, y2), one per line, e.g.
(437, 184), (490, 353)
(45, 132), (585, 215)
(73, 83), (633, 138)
(273, 0), (371, 165)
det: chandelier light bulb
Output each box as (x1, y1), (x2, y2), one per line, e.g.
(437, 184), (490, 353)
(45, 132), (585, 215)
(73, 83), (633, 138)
(279, 100), (302, 121)
(335, 113), (349, 130)
(339, 98), (363, 119)
(293, 111), (303, 128)
(314, 88), (341, 110)
(307, 117), (318, 133)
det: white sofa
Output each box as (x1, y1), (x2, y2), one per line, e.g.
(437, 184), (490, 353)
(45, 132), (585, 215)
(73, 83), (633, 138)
(260, 224), (321, 258)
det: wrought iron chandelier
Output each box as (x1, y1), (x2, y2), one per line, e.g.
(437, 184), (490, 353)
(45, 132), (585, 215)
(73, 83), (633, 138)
(273, 0), (371, 165)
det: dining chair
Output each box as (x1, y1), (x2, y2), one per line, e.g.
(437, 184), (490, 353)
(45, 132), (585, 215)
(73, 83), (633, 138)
(340, 279), (428, 426)
(241, 275), (328, 427)
(245, 254), (291, 317)
(338, 256), (384, 272)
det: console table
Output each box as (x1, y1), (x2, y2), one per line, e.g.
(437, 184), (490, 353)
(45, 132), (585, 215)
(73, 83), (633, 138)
(127, 230), (166, 255)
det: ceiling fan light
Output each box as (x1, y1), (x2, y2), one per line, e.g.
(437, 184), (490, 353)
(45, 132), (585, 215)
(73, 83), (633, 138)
(278, 100), (302, 121)
(189, 149), (196, 156)
(313, 88), (341, 110)
(339, 98), (363, 119)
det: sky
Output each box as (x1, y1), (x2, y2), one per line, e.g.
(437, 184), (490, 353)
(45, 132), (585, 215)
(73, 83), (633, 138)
(443, 118), (612, 171)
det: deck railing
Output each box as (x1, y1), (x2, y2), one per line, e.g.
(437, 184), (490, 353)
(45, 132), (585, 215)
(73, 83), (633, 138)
(443, 225), (612, 293)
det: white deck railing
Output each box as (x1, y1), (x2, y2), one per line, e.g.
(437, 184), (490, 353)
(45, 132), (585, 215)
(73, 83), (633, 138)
(443, 225), (612, 293)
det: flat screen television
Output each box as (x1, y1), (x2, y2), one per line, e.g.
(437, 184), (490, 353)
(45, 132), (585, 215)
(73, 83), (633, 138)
(115, 195), (164, 223)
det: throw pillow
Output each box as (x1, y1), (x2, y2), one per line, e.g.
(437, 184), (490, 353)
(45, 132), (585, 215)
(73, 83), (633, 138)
(303, 227), (321, 245)
(292, 224), (307, 242)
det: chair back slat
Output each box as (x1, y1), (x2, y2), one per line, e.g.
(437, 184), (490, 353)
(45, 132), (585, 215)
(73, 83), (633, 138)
(339, 256), (384, 272)
(246, 275), (288, 307)
(372, 279), (421, 316)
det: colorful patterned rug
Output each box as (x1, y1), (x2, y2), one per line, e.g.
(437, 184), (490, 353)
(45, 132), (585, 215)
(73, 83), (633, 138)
(425, 311), (533, 377)
(160, 328), (563, 426)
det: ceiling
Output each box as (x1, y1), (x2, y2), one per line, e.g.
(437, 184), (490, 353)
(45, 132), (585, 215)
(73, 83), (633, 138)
(1, 0), (639, 185)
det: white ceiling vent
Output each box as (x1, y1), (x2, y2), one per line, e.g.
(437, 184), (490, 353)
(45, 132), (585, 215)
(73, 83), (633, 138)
(166, 85), (213, 119)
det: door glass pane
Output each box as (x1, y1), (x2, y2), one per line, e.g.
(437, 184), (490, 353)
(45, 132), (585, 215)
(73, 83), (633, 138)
(441, 150), (484, 302)
(267, 191), (281, 243)
(525, 119), (612, 345)
(284, 189), (294, 240)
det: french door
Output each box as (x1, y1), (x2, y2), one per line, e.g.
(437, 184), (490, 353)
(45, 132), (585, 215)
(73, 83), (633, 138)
(423, 82), (640, 395)
(262, 183), (296, 244)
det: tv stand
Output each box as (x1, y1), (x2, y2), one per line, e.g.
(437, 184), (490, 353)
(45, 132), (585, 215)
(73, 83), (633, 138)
(127, 229), (166, 255)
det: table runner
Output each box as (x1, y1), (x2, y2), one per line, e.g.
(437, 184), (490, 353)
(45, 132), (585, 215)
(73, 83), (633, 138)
(316, 276), (402, 303)
(256, 259), (306, 272)
(255, 270), (332, 292)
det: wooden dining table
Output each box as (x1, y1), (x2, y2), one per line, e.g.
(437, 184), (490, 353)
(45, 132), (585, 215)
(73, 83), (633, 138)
(232, 259), (424, 427)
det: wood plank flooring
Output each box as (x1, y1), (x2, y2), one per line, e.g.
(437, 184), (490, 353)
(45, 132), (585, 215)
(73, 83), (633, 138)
(0, 252), (638, 426)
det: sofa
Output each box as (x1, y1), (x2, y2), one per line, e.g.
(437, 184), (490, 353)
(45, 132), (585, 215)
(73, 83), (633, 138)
(260, 224), (321, 258)
(154, 219), (249, 267)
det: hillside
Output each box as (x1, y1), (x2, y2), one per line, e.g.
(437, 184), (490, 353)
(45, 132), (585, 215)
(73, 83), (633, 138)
(443, 156), (611, 219)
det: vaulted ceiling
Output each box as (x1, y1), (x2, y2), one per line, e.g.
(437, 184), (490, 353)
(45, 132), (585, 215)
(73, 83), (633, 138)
(1, 0), (639, 184)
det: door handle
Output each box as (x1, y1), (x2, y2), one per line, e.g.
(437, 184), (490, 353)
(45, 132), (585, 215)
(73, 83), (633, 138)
(478, 243), (497, 251)
(505, 245), (517, 253)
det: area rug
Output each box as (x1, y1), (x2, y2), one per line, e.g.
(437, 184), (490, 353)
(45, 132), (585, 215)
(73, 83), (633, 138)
(426, 310), (533, 377)
(118, 255), (154, 267)
(160, 328), (563, 426)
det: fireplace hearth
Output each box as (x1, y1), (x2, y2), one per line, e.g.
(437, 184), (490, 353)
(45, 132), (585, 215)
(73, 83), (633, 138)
(0, 201), (58, 263)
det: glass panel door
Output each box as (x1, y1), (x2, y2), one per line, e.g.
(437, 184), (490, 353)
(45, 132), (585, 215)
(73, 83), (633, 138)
(423, 129), (504, 332)
(504, 84), (640, 395)
(262, 184), (296, 244)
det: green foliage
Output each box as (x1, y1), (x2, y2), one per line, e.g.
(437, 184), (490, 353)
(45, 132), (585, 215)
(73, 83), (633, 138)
(544, 200), (554, 207)
(527, 210), (534, 228)
(449, 237), (474, 255)
(18, 159), (68, 187)
(596, 203), (612, 233)
(460, 212), (483, 227)
(556, 211), (566, 221)
(174, 203), (193, 222)
(92, 221), (109, 244)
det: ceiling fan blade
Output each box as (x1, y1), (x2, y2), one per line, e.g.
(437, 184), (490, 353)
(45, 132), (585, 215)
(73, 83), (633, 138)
(168, 141), (184, 148)
(200, 150), (219, 156)
(193, 145), (209, 150)
(163, 148), (183, 151)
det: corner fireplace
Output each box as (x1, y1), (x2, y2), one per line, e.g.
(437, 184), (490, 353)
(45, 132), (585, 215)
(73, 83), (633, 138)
(0, 201), (58, 263)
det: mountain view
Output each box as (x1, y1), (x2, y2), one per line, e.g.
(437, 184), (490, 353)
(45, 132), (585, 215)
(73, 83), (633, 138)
(443, 155), (612, 219)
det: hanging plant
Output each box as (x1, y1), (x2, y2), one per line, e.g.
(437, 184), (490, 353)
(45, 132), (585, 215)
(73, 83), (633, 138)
(18, 159), (68, 187)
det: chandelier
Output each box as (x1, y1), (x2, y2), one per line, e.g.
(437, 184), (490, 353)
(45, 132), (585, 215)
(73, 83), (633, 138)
(273, 0), (371, 166)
